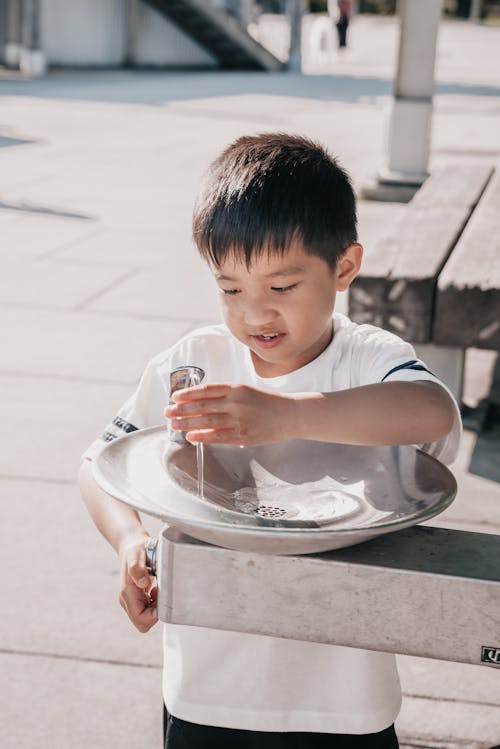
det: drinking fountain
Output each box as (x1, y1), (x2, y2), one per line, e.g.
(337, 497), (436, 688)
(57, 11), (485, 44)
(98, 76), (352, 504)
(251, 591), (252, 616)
(91, 369), (500, 669)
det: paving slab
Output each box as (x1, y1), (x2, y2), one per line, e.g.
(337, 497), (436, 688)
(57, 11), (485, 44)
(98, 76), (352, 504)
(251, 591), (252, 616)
(398, 656), (500, 708)
(0, 375), (132, 481)
(396, 695), (500, 745)
(1, 652), (162, 749)
(50, 224), (195, 267)
(1, 308), (190, 383)
(428, 430), (500, 534)
(0, 478), (162, 665)
(0, 213), (98, 258)
(87, 263), (222, 322)
(0, 259), (136, 309)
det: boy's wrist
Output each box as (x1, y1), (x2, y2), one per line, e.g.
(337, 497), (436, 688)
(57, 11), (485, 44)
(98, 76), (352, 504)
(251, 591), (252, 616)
(118, 528), (150, 557)
(288, 392), (317, 441)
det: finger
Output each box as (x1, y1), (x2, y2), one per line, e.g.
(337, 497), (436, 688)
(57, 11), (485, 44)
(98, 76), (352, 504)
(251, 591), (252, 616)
(136, 606), (159, 633)
(126, 543), (151, 589)
(171, 384), (232, 403)
(170, 413), (233, 431)
(166, 399), (229, 418)
(185, 428), (241, 444)
(121, 588), (158, 632)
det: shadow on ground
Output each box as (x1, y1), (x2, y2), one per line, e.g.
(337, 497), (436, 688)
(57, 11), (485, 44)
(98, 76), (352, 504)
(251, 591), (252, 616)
(0, 135), (38, 149)
(0, 199), (95, 220)
(2, 71), (500, 106)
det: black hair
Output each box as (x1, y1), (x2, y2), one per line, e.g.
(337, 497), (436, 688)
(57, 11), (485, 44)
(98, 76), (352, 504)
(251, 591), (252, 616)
(192, 133), (357, 269)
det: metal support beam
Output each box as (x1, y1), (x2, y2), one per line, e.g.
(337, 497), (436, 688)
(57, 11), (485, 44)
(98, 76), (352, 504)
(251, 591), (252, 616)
(158, 525), (500, 668)
(286, 0), (307, 71)
(20, 0), (46, 76)
(237, 0), (256, 27)
(125, 0), (140, 67)
(5, 0), (23, 68)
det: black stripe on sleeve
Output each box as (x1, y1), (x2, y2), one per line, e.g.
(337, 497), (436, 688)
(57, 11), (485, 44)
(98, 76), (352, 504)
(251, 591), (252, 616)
(112, 416), (139, 433)
(381, 360), (433, 383)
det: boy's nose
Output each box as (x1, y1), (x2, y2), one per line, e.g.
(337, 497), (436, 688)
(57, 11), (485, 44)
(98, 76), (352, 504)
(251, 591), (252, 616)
(242, 298), (278, 327)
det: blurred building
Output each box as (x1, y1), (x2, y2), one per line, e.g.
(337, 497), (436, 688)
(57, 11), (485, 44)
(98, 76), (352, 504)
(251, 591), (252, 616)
(0, 0), (282, 72)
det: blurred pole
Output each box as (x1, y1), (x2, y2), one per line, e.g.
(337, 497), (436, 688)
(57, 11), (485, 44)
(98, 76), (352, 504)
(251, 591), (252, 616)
(469, 0), (482, 20)
(238, 0), (255, 27)
(126, 0), (140, 67)
(20, 0), (46, 76)
(286, 0), (307, 71)
(5, 0), (22, 68)
(363, 0), (441, 201)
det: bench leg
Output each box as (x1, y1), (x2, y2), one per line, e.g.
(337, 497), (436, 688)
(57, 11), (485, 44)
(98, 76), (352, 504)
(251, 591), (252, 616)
(413, 343), (465, 403)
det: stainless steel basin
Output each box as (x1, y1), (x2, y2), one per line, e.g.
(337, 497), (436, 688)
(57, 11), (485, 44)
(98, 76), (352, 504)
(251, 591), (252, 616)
(93, 426), (457, 555)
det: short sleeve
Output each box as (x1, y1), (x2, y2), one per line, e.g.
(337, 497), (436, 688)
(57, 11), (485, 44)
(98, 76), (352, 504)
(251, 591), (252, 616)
(82, 356), (169, 461)
(352, 325), (462, 465)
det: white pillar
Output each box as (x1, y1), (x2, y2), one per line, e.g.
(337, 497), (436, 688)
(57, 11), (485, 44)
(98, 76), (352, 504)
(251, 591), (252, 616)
(363, 0), (441, 201)
(20, 0), (46, 76)
(379, 0), (441, 187)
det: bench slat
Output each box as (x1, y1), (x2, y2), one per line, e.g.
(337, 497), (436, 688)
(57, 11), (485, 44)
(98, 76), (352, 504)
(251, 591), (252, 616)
(434, 169), (500, 349)
(349, 165), (493, 342)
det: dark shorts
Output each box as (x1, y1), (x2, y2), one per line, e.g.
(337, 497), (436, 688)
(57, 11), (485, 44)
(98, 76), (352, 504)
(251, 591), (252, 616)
(163, 706), (399, 749)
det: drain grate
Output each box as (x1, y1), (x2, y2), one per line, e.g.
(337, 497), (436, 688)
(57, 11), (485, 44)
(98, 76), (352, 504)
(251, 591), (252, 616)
(255, 505), (288, 519)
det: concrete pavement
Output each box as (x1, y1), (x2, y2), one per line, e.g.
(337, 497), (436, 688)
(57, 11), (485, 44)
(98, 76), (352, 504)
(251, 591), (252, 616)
(1, 14), (500, 748)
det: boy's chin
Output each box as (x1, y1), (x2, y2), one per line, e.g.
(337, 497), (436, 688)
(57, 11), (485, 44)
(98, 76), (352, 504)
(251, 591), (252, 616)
(249, 349), (299, 378)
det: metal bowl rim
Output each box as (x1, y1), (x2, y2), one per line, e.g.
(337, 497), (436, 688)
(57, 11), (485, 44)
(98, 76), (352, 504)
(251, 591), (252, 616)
(92, 426), (457, 539)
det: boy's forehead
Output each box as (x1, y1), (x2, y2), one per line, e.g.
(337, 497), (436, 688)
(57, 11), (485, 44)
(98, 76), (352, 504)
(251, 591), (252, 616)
(212, 241), (314, 279)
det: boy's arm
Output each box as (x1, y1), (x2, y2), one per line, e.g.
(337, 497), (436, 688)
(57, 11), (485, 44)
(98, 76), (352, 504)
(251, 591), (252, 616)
(166, 380), (456, 448)
(290, 380), (455, 445)
(78, 460), (158, 632)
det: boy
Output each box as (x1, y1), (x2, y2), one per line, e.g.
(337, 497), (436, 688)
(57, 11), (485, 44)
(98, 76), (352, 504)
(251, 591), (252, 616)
(79, 133), (460, 748)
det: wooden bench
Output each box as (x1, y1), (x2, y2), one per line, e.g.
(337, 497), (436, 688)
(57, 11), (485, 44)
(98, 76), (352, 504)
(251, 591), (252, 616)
(349, 164), (500, 401)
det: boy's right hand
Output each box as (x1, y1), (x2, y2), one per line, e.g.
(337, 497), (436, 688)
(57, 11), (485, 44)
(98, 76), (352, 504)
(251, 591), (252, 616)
(118, 534), (158, 633)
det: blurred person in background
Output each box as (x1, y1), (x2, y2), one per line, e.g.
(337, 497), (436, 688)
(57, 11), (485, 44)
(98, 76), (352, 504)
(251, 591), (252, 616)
(329, 0), (352, 47)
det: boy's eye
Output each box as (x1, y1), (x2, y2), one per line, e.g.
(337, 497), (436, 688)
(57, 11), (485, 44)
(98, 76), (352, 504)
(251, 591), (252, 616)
(221, 288), (240, 295)
(271, 283), (298, 293)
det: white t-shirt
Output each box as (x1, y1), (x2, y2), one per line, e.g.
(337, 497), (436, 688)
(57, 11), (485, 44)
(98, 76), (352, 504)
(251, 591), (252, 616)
(85, 313), (461, 735)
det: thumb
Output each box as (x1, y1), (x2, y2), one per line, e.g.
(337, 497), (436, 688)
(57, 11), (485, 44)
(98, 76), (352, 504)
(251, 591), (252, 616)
(125, 540), (151, 589)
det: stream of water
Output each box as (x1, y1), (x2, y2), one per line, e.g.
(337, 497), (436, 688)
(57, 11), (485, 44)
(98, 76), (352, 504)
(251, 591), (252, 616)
(196, 442), (204, 498)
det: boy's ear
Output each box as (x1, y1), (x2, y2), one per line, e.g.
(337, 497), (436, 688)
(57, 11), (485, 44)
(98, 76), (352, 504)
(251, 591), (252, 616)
(335, 243), (363, 291)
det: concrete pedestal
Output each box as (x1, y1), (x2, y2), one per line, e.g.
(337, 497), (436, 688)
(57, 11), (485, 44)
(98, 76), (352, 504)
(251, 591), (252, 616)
(4, 41), (22, 68)
(363, 0), (441, 202)
(19, 48), (46, 77)
(157, 525), (500, 668)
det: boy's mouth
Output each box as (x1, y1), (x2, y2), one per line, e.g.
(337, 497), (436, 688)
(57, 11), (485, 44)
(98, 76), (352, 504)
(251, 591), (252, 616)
(251, 332), (286, 349)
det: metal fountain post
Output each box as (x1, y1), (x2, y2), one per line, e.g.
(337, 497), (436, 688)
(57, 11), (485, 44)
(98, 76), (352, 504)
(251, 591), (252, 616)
(154, 525), (500, 670)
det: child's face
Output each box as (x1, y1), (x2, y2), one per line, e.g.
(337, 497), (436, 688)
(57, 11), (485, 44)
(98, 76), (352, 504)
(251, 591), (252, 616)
(212, 239), (361, 378)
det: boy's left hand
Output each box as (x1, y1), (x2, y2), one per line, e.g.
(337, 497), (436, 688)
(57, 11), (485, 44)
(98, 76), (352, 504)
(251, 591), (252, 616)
(165, 384), (297, 445)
